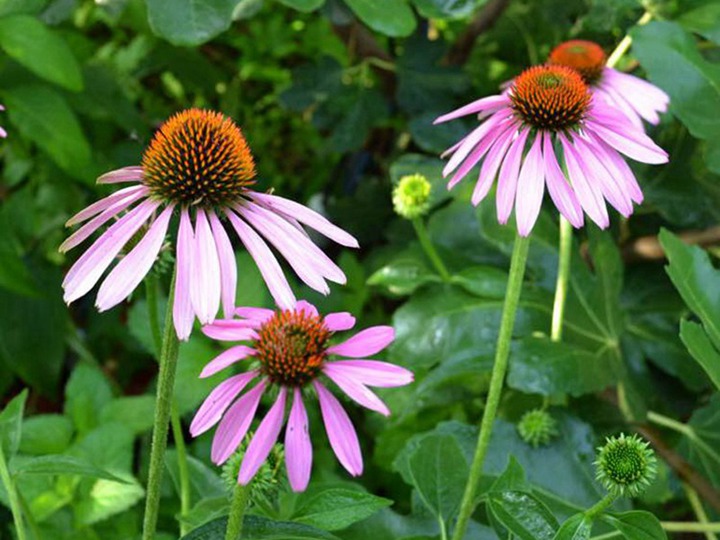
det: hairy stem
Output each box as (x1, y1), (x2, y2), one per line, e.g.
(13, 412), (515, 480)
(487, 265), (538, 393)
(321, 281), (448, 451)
(451, 234), (531, 540)
(225, 481), (251, 540)
(585, 493), (618, 519)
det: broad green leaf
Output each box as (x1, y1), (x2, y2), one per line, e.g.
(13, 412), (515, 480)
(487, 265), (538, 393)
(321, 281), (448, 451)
(507, 337), (618, 397)
(677, 394), (720, 486)
(3, 85), (91, 178)
(602, 511), (667, 540)
(99, 396), (155, 434)
(489, 456), (529, 493)
(0, 212), (37, 296)
(12, 455), (127, 483)
(293, 488), (392, 531)
(678, 3), (720, 44)
(19, 414), (73, 455)
(165, 450), (225, 503)
(146, 0), (239, 46)
(368, 254), (441, 296)
(179, 496), (228, 530)
(450, 266), (508, 299)
(0, 0), (48, 16)
(680, 319), (720, 391)
(0, 389), (27, 456)
(344, 0), (416, 37)
(553, 513), (592, 540)
(631, 22), (720, 172)
(179, 515), (341, 539)
(64, 364), (113, 435)
(0, 15), (82, 91)
(275, 0), (325, 11)
(411, 0), (481, 19)
(74, 476), (144, 525)
(488, 490), (559, 540)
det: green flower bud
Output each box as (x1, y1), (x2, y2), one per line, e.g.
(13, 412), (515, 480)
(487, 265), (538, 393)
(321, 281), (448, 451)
(517, 409), (559, 447)
(221, 433), (285, 500)
(393, 174), (431, 219)
(595, 433), (657, 498)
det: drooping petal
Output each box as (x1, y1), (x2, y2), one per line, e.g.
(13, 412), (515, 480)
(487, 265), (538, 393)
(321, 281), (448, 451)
(65, 184), (148, 227)
(285, 388), (312, 492)
(200, 345), (256, 378)
(542, 133), (583, 228)
(583, 132), (643, 204)
(173, 208), (195, 340)
(238, 388), (288, 485)
(496, 128), (530, 224)
(208, 212), (237, 318)
(472, 122), (519, 206)
(323, 366), (389, 416)
(191, 209), (221, 325)
(324, 312), (356, 332)
(211, 380), (267, 464)
(314, 381), (363, 476)
(96, 205), (174, 311)
(97, 166), (144, 184)
(560, 135), (609, 229)
(585, 118), (668, 164)
(323, 360), (414, 387)
(514, 134), (545, 236)
(225, 210), (296, 310)
(327, 326), (395, 357)
(235, 306), (275, 323)
(434, 95), (509, 124)
(443, 112), (512, 178)
(189, 371), (258, 436)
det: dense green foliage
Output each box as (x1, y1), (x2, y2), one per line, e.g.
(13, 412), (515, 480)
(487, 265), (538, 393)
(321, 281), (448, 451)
(0, 0), (720, 538)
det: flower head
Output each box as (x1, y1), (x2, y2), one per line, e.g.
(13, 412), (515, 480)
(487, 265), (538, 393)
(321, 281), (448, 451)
(393, 173), (432, 219)
(60, 109), (358, 340)
(548, 39), (669, 128)
(595, 433), (657, 497)
(434, 65), (668, 235)
(517, 408), (558, 447)
(189, 300), (413, 491)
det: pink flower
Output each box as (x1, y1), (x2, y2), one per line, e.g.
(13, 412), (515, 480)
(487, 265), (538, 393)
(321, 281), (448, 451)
(434, 65), (668, 236)
(189, 300), (413, 491)
(61, 109), (357, 340)
(548, 40), (669, 129)
(0, 105), (6, 138)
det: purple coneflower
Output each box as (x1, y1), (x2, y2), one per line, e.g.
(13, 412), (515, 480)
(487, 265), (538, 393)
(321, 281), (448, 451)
(189, 300), (413, 491)
(434, 65), (668, 235)
(60, 109), (357, 340)
(548, 40), (669, 129)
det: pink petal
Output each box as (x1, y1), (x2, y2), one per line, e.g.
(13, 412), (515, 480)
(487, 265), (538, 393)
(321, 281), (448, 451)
(295, 300), (319, 317)
(323, 360), (414, 387)
(191, 209), (221, 325)
(472, 122), (519, 206)
(443, 112), (512, 178)
(324, 312), (356, 332)
(211, 380), (267, 464)
(225, 210), (296, 310)
(327, 326), (395, 357)
(251, 193), (358, 248)
(434, 95), (509, 124)
(173, 209), (195, 340)
(496, 128), (529, 224)
(235, 306), (275, 323)
(560, 135), (609, 229)
(97, 166), (144, 184)
(65, 184), (148, 227)
(238, 388), (288, 485)
(514, 134), (545, 236)
(202, 323), (258, 342)
(285, 388), (312, 492)
(189, 371), (258, 436)
(542, 133), (584, 228)
(208, 212), (237, 318)
(200, 345), (256, 378)
(96, 205), (174, 311)
(314, 381), (363, 476)
(585, 118), (668, 164)
(323, 366), (389, 416)
(584, 133), (643, 204)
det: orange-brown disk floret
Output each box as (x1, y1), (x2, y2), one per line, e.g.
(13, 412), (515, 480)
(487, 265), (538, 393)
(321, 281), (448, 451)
(510, 65), (591, 131)
(142, 109), (256, 207)
(548, 40), (607, 84)
(254, 309), (332, 387)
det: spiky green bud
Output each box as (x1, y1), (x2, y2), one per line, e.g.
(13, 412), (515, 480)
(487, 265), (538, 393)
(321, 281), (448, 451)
(393, 174), (431, 219)
(517, 409), (559, 447)
(595, 433), (657, 498)
(221, 434), (285, 500)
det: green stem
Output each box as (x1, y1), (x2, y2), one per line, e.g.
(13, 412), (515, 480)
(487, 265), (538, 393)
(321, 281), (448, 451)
(662, 522), (720, 533)
(684, 483), (718, 540)
(142, 269), (181, 540)
(0, 443), (27, 540)
(412, 217), (451, 282)
(647, 411), (720, 465)
(551, 217), (572, 342)
(450, 234), (531, 540)
(171, 404), (192, 536)
(606, 11), (653, 68)
(585, 493), (618, 519)
(225, 481), (251, 540)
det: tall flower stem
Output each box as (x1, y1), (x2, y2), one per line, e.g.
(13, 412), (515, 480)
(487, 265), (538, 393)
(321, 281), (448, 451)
(225, 481), (251, 540)
(0, 443), (27, 540)
(585, 493), (618, 519)
(606, 11), (653, 68)
(145, 276), (192, 536)
(551, 216), (572, 342)
(412, 217), (451, 281)
(142, 271), (181, 540)
(451, 234), (531, 540)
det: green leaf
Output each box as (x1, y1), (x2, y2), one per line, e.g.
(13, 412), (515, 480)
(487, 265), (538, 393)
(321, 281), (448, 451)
(179, 515), (341, 539)
(293, 488), (392, 531)
(99, 396), (155, 435)
(368, 254), (442, 296)
(0, 213), (38, 296)
(631, 22), (720, 172)
(411, 0), (481, 19)
(3, 84), (91, 178)
(275, 0), (325, 11)
(64, 364), (114, 435)
(678, 3), (720, 44)
(0, 389), (27, 456)
(488, 490), (559, 540)
(489, 456), (529, 493)
(507, 337), (619, 397)
(74, 476), (144, 525)
(0, 15), (82, 91)
(450, 266), (509, 299)
(677, 394), (720, 487)
(553, 513), (592, 540)
(680, 319), (720, 391)
(12, 455), (127, 483)
(602, 511), (667, 540)
(344, 0), (416, 37)
(165, 450), (225, 503)
(146, 0), (239, 46)
(19, 414), (73, 455)
(0, 0), (48, 17)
